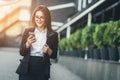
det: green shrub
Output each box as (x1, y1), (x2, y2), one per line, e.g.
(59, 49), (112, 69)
(103, 21), (118, 48)
(93, 23), (108, 49)
(116, 20), (120, 46)
(59, 38), (67, 51)
(81, 24), (96, 49)
(59, 19), (120, 51)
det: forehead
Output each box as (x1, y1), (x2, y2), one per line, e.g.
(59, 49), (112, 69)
(35, 10), (44, 16)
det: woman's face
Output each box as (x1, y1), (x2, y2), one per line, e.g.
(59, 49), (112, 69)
(34, 10), (45, 28)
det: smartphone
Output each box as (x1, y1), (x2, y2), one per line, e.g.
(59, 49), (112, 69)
(29, 32), (35, 36)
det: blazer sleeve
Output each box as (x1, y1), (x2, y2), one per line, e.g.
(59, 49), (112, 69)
(19, 28), (30, 56)
(49, 32), (58, 59)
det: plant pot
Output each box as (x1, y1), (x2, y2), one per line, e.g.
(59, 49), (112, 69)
(74, 50), (79, 57)
(69, 51), (73, 56)
(85, 50), (90, 59)
(117, 46), (120, 60)
(64, 50), (68, 56)
(86, 49), (93, 59)
(100, 48), (109, 60)
(59, 51), (64, 56)
(70, 50), (79, 57)
(108, 47), (119, 61)
(78, 50), (85, 58)
(89, 49), (94, 59)
(93, 49), (101, 60)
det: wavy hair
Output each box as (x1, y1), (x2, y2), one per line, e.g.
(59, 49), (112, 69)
(31, 5), (53, 31)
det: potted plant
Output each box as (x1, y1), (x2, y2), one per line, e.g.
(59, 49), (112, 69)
(93, 23), (109, 60)
(76, 29), (85, 58)
(59, 38), (67, 56)
(66, 37), (77, 57)
(103, 21), (119, 61)
(69, 29), (85, 58)
(116, 20), (120, 61)
(81, 24), (96, 59)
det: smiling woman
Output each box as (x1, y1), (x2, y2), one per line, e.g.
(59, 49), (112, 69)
(34, 10), (45, 30)
(16, 5), (58, 80)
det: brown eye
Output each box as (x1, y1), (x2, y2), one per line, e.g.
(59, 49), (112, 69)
(35, 15), (45, 20)
(35, 15), (39, 19)
(41, 16), (45, 19)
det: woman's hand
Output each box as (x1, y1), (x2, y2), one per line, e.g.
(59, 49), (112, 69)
(26, 34), (36, 48)
(43, 44), (52, 56)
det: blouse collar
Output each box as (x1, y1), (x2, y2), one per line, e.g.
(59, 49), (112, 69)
(34, 28), (47, 33)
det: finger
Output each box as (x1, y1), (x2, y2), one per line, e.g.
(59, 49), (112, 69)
(43, 46), (47, 50)
(43, 46), (49, 50)
(31, 39), (36, 42)
(29, 36), (36, 41)
(43, 48), (46, 53)
(31, 37), (36, 40)
(28, 36), (33, 39)
(29, 35), (35, 39)
(29, 38), (36, 43)
(44, 44), (47, 47)
(45, 44), (49, 48)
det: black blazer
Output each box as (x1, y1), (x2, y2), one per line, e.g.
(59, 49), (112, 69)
(20, 28), (58, 59)
(16, 28), (58, 75)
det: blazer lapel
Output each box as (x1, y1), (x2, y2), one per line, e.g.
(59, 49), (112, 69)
(46, 30), (55, 47)
(47, 31), (55, 38)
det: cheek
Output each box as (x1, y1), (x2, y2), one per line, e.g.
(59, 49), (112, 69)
(34, 17), (39, 21)
(34, 18), (37, 23)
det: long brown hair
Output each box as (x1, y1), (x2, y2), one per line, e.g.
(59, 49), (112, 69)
(31, 5), (53, 31)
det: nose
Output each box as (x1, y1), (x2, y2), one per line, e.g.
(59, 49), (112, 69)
(37, 18), (41, 22)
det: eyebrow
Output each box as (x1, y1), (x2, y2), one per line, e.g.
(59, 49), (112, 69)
(35, 15), (45, 18)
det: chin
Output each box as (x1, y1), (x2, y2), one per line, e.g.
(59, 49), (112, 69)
(37, 24), (43, 27)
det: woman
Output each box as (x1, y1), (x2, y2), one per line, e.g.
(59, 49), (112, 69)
(16, 5), (58, 80)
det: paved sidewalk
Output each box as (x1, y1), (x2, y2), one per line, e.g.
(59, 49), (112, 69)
(50, 63), (82, 80)
(0, 47), (81, 80)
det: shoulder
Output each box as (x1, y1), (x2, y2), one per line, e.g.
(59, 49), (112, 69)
(24, 27), (34, 32)
(48, 30), (58, 37)
(53, 31), (58, 35)
(22, 28), (34, 37)
(23, 27), (35, 34)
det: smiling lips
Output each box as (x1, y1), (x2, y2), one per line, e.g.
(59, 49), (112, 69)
(36, 20), (43, 24)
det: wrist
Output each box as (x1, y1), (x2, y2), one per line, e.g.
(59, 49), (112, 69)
(47, 48), (52, 56)
(26, 42), (30, 48)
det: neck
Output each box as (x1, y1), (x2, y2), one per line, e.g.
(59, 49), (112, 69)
(37, 26), (45, 32)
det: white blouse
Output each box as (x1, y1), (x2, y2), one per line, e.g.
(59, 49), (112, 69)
(30, 28), (47, 57)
